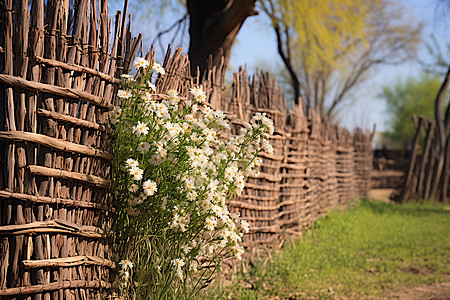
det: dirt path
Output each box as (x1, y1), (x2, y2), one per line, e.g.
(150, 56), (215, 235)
(366, 191), (450, 300)
(385, 279), (450, 299)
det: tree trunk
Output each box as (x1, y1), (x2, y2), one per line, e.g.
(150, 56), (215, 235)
(187, 0), (257, 77)
(430, 66), (450, 200)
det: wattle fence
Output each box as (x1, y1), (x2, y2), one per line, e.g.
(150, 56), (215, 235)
(0, 0), (139, 297)
(0, 0), (373, 297)
(149, 47), (374, 251)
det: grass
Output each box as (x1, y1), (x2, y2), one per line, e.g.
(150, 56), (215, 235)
(206, 199), (450, 299)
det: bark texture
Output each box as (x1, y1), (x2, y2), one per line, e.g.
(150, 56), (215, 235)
(187, 0), (257, 77)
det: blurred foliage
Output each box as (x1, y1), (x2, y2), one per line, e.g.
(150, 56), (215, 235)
(113, 0), (422, 121)
(420, 35), (450, 77)
(260, 0), (422, 117)
(379, 73), (448, 149)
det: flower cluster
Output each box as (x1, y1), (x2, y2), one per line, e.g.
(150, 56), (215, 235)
(112, 57), (273, 298)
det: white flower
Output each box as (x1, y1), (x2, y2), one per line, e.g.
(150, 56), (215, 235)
(125, 158), (139, 169)
(211, 205), (224, 218)
(205, 216), (217, 231)
(220, 228), (231, 238)
(185, 114), (196, 122)
(142, 179), (157, 196)
(120, 74), (133, 81)
(133, 121), (149, 135)
(151, 62), (165, 75)
(119, 259), (134, 270)
(134, 57), (149, 69)
(241, 220), (250, 234)
(150, 152), (166, 165)
(172, 258), (185, 281)
(129, 166), (144, 181)
(189, 260), (198, 272)
(224, 165), (238, 181)
(137, 141), (150, 153)
(186, 190), (197, 201)
(171, 212), (190, 232)
(183, 177), (195, 190)
(142, 91), (152, 102)
(129, 184), (139, 193)
(263, 141), (274, 154)
(117, 90), (132, 99)
(109, 106), (122, 124)
(112, 106), (122, 117)
(166, 90), (179, 104)
(189, 86), (206, 102)
(152, 102), (170, 119)
(231, 244), (245, 260)
(154, 140), (166, 149)
(164, 122), (181, 138)
(148, 81), (156, 92)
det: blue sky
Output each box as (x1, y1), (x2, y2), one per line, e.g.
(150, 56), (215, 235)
(228, 0), (449, 132)
(111, 0), (450, 132)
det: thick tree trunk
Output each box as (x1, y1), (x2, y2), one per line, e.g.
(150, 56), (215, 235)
(187, 0), (257, 77)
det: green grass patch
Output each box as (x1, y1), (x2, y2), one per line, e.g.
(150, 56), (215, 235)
(207, 199), (450, 299)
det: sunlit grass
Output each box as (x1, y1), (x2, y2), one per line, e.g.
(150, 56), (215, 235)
(206, 199), (450, 299)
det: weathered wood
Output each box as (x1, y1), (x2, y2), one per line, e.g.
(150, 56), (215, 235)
(37, 108), (107, 131)
(0, 74), (114, 109)
(401, 116), (423, 202)
(0, 1), (133, 296)
(22, 256), (115, 269)
(2, 0), (15, 292)
(430, 66), (450, 201)
(34, 56), (121, 84)
(0, 220), (105, 240)
(417, 120), (435, 198)
(0, 131), (113, 160)
(27, 165), (111, 189)
(0, 191), (112, 211)
(0, 280), (111, 296)
(441, 135), (450, 203)
(401, 66), (450, 202)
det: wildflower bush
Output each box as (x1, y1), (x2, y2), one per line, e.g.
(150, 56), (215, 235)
(110, 57), (274, 299)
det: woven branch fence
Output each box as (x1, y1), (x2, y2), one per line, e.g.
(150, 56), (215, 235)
(401, 115), (450, 202)
(1, 0), (373, 297)
(401, 67), (450, 203)
(0, 0), (140, 298)
(146, 47), (374, 251)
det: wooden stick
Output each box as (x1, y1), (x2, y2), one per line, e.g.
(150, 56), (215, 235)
(0, 131), (113, 160)
(401, 116), (423, 202)
(229, 199), (300, 211)
(22, 256), (115, 269)
(0, 280), (111, 296)
(244, 183), (279, 191)
(0, 220), (104, 239)
(34, 55), (121, 84)
(0, 74), (114, 109)
(27, 165), (111, 189)
(37, 108), (107, 132)
(0, 190), (112, 211)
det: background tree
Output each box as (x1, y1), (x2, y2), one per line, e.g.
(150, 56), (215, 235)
(187, 0), (257, 76)
(121, 0), (258, 76)
(420, 36), (450, 76)
(379, 73), (446, 149)
(260, 0), (421, 117)
(117, 0), (421, 111)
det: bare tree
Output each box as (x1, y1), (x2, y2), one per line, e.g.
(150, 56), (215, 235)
(261, 0), (421, 118)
